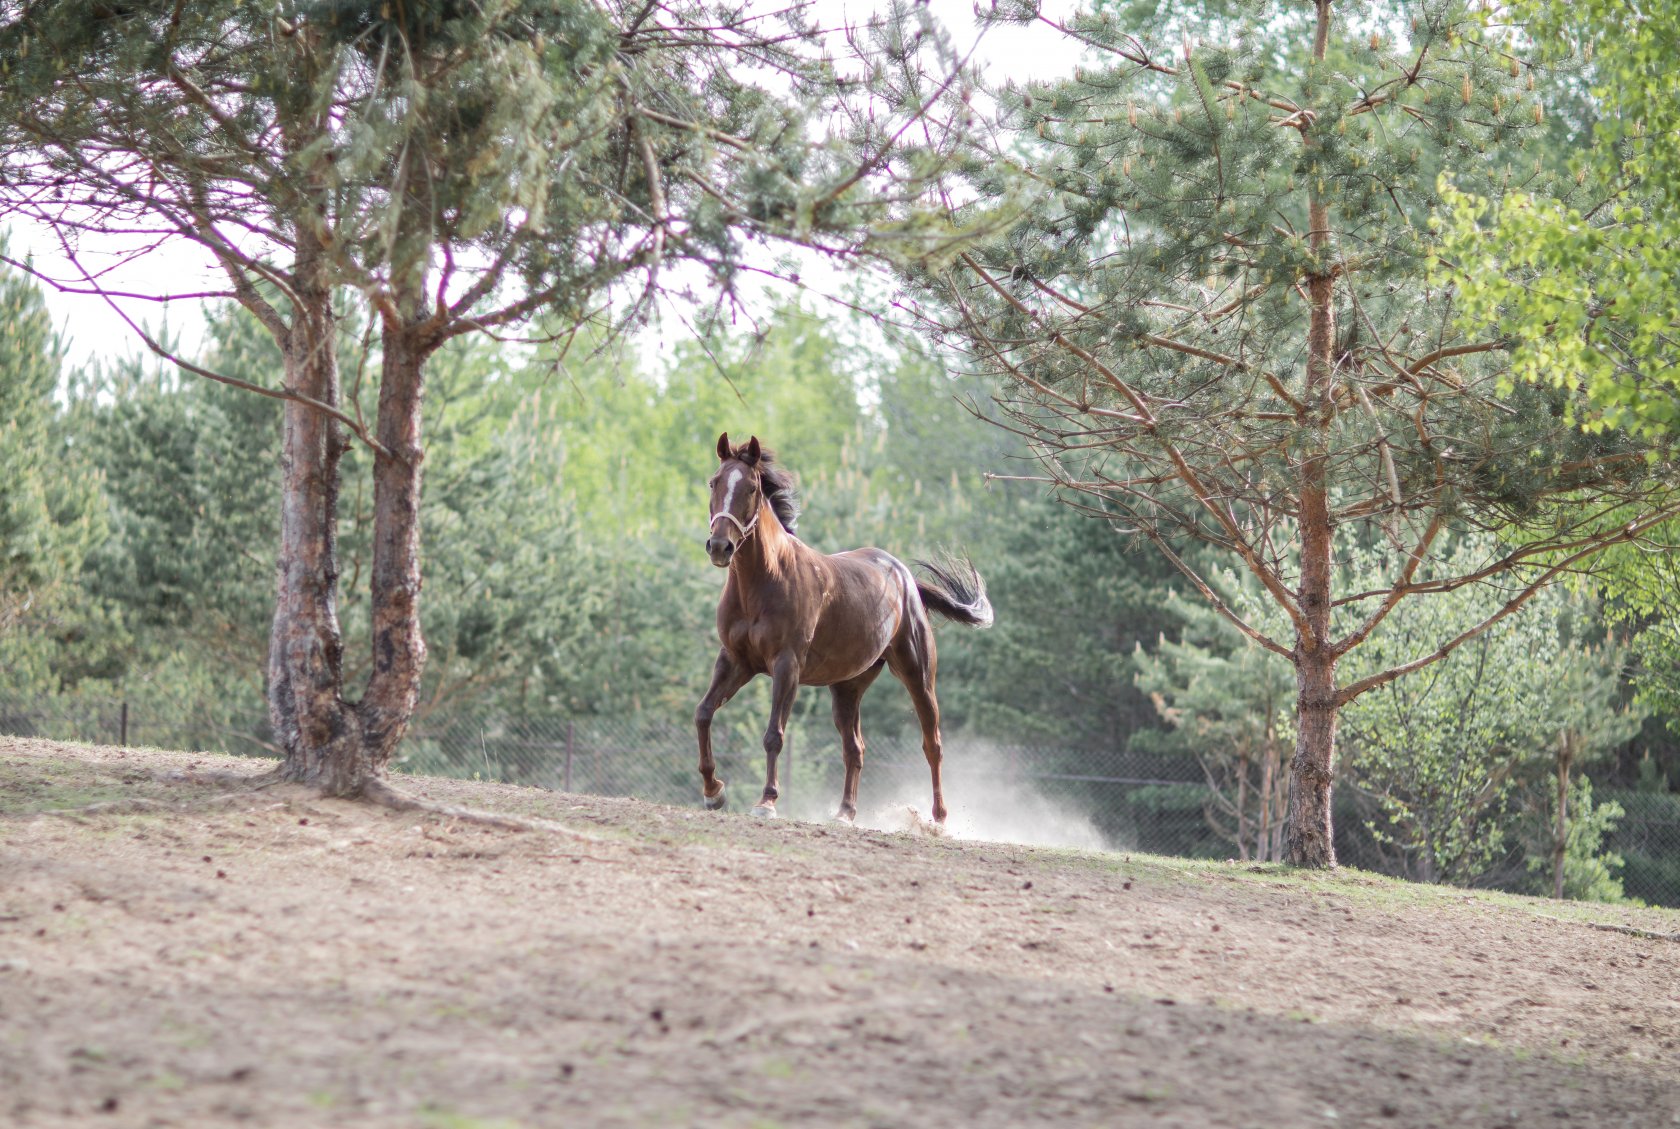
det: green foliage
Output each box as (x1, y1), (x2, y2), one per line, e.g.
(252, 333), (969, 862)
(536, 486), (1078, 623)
(1527, 776), (1626, 902)
(0, 256), (104, 685)
(1133, 566), (1295, 858)
(27, 297), (1121, 747)
(1603, 787), (1680, 905)
(907, 0), (1669, 663)
(947, 503), (1182, 749)
(48, 307), (605, 729)
(1335, 536), (1639, 885)
(1435, 185), (1680, 437)
(1439, 0), (1680, 439)
(1568, 521), (1680, 737)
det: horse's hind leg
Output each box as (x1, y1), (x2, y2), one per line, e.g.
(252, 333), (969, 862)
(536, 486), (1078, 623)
(888, 633), (947, 825)
(830, 663), (884, 823)
(753, 653), (801, 818)
(696, 649), (752, 810)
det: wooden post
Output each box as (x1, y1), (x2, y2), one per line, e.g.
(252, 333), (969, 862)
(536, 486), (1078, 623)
(1553, 730), (1573, 901)
(119, 701), (128, 748)
(564, 720), (574, 793)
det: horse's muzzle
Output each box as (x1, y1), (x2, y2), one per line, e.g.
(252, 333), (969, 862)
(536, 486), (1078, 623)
(706, 536), (734, 568)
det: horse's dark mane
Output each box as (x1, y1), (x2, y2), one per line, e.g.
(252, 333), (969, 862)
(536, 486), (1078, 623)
(731, 443), (801, 535)
(758, 453), (802, 535)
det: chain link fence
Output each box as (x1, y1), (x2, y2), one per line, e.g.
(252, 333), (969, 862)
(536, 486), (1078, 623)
(4, 693), (1679, 906)
(404, 711), (1220, 855)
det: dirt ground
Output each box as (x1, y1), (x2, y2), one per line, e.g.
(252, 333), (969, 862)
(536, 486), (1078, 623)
(3, 737), (1679, 1129)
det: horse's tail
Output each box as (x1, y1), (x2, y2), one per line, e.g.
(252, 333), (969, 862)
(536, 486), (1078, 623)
(914, 552), (994, 629)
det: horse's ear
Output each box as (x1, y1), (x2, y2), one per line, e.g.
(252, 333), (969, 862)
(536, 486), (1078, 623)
(716, 432), (731, 461)
(743, 436), (761, 466)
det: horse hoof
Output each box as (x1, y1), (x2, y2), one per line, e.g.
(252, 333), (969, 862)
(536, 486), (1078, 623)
(750, 803), (778, 819)
(831, 810), (856, 825)
(703, 782), (727, 811)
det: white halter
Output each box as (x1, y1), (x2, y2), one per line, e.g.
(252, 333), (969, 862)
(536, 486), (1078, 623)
(709, 507), (759, 541)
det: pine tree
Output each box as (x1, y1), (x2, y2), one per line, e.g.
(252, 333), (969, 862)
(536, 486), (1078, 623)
(0, 1), (970, 799)
(1134, 571), (1295, 862)
(905, 0), (1680, 864)
(0, 254), (102, 647)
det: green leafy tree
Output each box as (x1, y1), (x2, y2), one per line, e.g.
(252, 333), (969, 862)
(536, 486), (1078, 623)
(1531, 776), (1625, 902)
(1594, 543), (1680, 737)
(1438, 0), (1680, 438)
(903, 0), (1680, 864)
(942, 503), (1179, 749)
(1332, 537), (1639, 887)
(1434, 0), (1680, 800)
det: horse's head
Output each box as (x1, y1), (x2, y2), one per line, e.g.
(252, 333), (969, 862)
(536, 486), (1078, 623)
(706, 432), (764, 567)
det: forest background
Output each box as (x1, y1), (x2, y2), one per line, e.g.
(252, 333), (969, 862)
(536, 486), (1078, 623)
(2, 0), (1679, 905)
(6, 267), (1678, 904)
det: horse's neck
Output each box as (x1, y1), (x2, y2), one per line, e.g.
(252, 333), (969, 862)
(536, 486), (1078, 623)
(731, 500), (797, 589)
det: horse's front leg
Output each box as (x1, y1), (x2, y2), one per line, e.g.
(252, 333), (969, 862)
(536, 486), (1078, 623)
(696, 649), (752, 810)
(753, 653), (801, 818)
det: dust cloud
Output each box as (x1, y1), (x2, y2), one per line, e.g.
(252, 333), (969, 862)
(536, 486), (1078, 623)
(781, 738), (1112, 852)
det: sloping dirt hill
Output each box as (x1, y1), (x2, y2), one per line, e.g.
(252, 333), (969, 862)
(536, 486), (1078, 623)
(3, 735), (1679, 1128)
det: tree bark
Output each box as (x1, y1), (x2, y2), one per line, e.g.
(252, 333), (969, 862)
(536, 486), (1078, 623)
(267, 304), (433, 793)
(1259, 713), (1282, 862)
(1286, 639), (1340, 866)
(269, 236), (361, 790)
(1283, 0), (1341, 868)
(356, 318), (431, 770)
(1283, 273), (1339, 866)
(265, 211), (434, 795)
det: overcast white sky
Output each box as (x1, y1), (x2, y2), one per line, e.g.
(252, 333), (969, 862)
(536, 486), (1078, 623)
(6, 0), (1085, 372)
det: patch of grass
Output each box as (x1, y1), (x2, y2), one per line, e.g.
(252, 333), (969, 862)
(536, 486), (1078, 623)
(162, 1017), (212, 1050)
(417, 1105), (526, 1129)
(0, 756), (139, 814)
(1071, 849), (1680, 933)
(0, 748), (255, 819)
(759, 1058), (797, 1080)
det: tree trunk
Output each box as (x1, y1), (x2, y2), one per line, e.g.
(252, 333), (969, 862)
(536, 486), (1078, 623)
(1282, 313), (1340, 868)
(1284, 149), (1339, 861)
(1284, 0), (1340, 867)
(1285, 643), (1339, 866)
(356, 319), (431, 770)
(267, 234), (433, 794)
(269, 241), (362, 791)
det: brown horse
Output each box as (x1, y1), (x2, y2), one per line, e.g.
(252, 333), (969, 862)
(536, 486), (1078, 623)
(695, 433), (993, 824)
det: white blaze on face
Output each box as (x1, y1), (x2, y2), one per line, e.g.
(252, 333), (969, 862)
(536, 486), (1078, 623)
(719, 467), (745, 522)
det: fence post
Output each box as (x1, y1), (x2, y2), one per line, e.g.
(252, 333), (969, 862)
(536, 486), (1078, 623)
(119, 701), (128, 748)
(564, 720), (574, 793)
